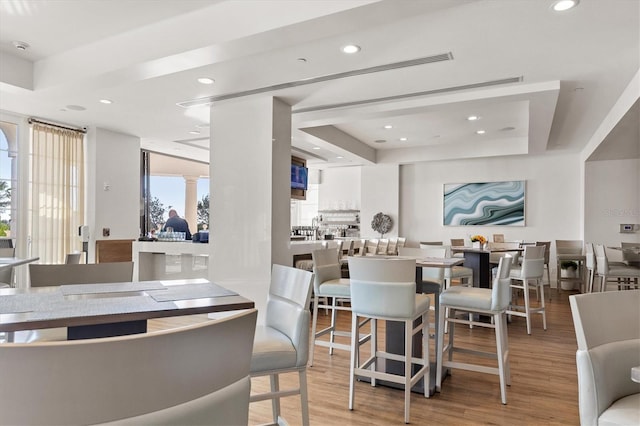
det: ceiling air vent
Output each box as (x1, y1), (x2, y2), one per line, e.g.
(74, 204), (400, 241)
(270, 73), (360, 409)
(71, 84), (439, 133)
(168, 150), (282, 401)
(177, 53), (453, 108)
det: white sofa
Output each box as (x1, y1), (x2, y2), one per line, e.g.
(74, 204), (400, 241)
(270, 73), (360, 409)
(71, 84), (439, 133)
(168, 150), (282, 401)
(569, 290), (640, 425)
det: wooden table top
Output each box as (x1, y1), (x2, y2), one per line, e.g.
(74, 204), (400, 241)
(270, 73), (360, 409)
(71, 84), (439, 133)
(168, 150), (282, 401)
(0, 278), (254, 333)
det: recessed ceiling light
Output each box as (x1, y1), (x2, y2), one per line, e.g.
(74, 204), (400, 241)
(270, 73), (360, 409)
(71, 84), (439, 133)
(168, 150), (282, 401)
(500, 126), (516, 132)
(374, 139), (387, 144)
(12, 41), (29, 51)
(476, 130), (486, 135)
(99, 99), (112, 104)
(66, 105), (86, 111)
(297, 58), (307, 63)
(336, 156), (344, 159)
(552, 0), (579, 11)
(312, 146), (321, 150)
(197, 77), (215, 85)
(399, 137), (408, 141)
(341, 44), (360, 54)
(189, 130), (200, 135)
(384, 125), (393, 129)
(467, 115), (479, 121)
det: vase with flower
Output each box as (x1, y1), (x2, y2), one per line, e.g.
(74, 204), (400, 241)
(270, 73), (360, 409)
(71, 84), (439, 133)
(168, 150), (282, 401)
(470, 234), (487, 249)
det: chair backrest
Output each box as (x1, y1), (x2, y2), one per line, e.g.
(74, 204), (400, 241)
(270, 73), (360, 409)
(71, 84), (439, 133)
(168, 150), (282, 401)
(420, 241), (443, 246)
(376, 238), (389, 255)
(621, 242), (640, 265)
(0, 238), (13, 248)
(0, 309), (258, 426)
(535, 241), (551, 265)
(348, 256), (418, 319)
(312, 249), (341, 294)
(29, 262), (134, 287)
(364, 239), (379, 255)
(584, 242), (595, 271)
(491, 255), (513, 311)
(594, 243), (609, 275)
(0, 266), (12, 287)
(399, 246), (447, 273)
(399, 246), (446, 258)
(569, 290), (640, 424)
(556, 239), (583, 255)
(396, 237), (406, 250)
(450, 238), (465, 247)
(0, 247), (15, 257)
(488, 241), (521, 264)
(518, 245), (545, 279)
(387, 237), (398, 255)
(493, 234), (505, 243)
(265, 264), (314, 368)
(65, 252), (82, 264)
(345, 239), (356, 256)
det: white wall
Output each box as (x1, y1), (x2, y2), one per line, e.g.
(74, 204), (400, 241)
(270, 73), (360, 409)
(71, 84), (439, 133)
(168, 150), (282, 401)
(317, 166), (361, 211)
(399, 154), (581, 258)
(86, 128), (140, 261)
(361, 165), (399, 238)
(585, 159), (640, 256)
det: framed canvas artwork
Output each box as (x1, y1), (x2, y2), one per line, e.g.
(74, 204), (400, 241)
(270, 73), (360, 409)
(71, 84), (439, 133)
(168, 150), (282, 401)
(443, 181), (525, 226)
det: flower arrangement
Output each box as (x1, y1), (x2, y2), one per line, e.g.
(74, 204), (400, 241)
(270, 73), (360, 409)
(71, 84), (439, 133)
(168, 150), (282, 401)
(470, 235), (487, 244)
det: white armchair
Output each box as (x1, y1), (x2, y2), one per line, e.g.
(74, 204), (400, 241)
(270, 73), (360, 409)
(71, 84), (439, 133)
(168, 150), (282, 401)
(569, 290), (640, 425)
(0, 309), (258, 425)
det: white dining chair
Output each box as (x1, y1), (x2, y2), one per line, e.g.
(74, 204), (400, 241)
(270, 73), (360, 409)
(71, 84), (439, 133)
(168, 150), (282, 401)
(347, 256), (430, 424)
(437, 255), (513, 404)
(0, 309), (258, 426)
(594, 243), (640, 291)
(250, 264), (314, 426)
(570, 290), (640, 425)
(309, 248), (351, 366)
(507, 245), (546, 335)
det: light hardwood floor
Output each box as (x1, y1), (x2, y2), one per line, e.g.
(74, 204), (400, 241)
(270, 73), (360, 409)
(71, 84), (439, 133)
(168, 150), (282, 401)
(149, 288), (581, 425)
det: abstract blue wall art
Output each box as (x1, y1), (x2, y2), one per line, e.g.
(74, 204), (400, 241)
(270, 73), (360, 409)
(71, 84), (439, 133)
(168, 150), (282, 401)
(443, 181), (525, 226)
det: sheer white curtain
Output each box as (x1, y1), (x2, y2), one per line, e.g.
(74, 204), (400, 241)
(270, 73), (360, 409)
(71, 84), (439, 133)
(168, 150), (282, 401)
(29, 123), (84, 264)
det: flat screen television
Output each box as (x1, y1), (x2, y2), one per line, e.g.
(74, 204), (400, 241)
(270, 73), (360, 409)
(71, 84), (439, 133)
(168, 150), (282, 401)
(291, 164), (308, 190)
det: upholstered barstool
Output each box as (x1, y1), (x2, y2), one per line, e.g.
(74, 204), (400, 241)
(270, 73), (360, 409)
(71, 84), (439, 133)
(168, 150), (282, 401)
(348, 256), (430, 424)
(437, 255), (513, 404)
(250, 264), (314, 426)
(309, 248), (361, 366)
(507, 245), (546, 335)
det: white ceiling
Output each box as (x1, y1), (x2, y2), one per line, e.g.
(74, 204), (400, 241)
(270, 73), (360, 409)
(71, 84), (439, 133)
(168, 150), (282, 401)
(0, 0), (638, 171)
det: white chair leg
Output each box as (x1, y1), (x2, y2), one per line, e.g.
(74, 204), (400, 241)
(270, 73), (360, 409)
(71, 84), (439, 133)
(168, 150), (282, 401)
(371, 318), (377, 387)
(523, 280), (532, 335)
(309, 295), (319, 367)
(404, 319), (412, 424)
(539, 280), (547, 330)
(422, 311), (430, 399)
(299, 369), (310, 426)
(270, 373), (281, 424)
(329, 297), (338, 355)
(494, 313), (508, 405)
(435, 306), (446, 392)
(501, 313), (511, 386)
(348, 313), (358, 411)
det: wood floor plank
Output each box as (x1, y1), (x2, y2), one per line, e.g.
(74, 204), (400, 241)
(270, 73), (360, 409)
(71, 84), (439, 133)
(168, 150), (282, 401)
(149, 288), (581, 425)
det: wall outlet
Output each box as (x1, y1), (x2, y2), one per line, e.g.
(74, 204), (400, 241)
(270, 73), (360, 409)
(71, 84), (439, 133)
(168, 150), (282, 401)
(103, 228), (110, 237)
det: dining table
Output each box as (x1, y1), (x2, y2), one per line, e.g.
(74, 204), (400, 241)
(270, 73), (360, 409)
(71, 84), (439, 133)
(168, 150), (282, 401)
(0, 278), (254, 341)
(451, 246), (523, 288)
(378, 256), (465, 395)
(0, 257), (40, 288)
(0, 256), (40, 269)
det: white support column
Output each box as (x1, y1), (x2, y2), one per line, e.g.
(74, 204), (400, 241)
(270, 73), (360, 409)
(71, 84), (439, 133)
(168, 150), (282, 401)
(184, 175), (198, 234)
(210, 96), (291, 324)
